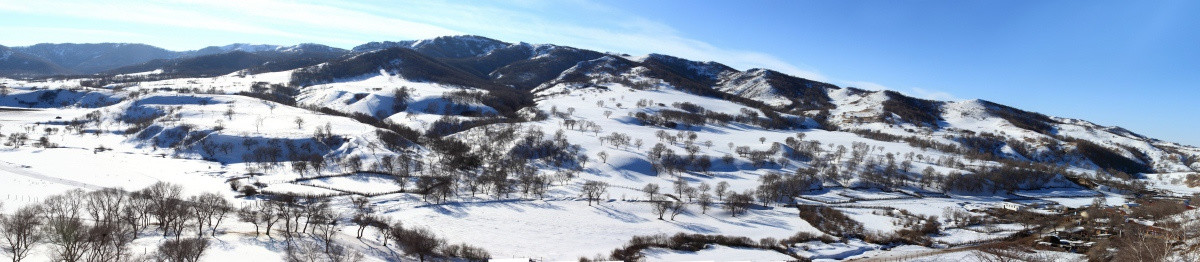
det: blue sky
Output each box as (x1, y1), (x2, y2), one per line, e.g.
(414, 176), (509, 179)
(1, 0), (1197, 146)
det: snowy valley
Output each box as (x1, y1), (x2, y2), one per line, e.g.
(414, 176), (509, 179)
(1, 35), (1199, 261)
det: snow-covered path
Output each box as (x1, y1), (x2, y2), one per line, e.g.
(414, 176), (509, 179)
(0, 159), (104, 190)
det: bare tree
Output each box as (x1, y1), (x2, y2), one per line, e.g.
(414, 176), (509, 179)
(237, 206), (261, 237)
(378, 221), (399, 247)
(393, 227), (444, 262)
(85, 188), (126, 226)
(121, 193), (152, 236)
(651, 198), (671, 220)
(698, 193), (713, 214)
(672, 177), (688, 196)
(344, 156), (363, 172)
(141, 182), (184, 236)
(642, 183), (660, 200)
(292, 161), (309, 177)
(682, 187), (698, 202)
(725, 191), (754, 217)
(84, 222), (135, 262)
(286, 240), (364, 262)
(260, 202), (280, 238)
(224, 105), (235, 120)
(294, 117), (304, 130)
(302, 198), (333, 235)
(167, 198), (193, 239)
(156, 238), (210, 262)
(193, 193), (231, 236)
(43, 215), (88, 262)
(1, 204), (44, 262)
(696, 156), (712, 175)
(39, 189), (92, 262)
(43, 189), (85, 222)
(314, 213), (340, 255)
(581, 181), (608, 206)
(715, 181), (729, 201)
(254, 117), (265, 133)
(308, 155), (327, 176)
(669, 200), (687, 220)
(272, 198), (302, 247)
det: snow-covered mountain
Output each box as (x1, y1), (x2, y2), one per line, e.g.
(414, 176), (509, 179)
(1, 35), (1198, 261)
(0, 42), (350, 77)
(352, 35), (509, 58)
(0, 44), (72, 76)
(11, 43), (178, 74)
(187, 43), (349, 57)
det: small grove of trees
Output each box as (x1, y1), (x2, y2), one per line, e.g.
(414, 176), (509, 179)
(242, 195), (491, 262)
(4, 132), (29, 148)
(724, 191), (754, 217)
(368, 123), (586, 206)
(796, 205), (864, 238)
(1, 184), (494, 262)
(382, 224), (489, 262)
(0, 183), (232, 262)
(0, 204), (43, 262)
(156, 238), (210, 262)
(582, 181), (609, 206)
(606, 233), (801, 261)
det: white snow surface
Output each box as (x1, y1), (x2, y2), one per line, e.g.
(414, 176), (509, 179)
(0, 65), (1196, 261)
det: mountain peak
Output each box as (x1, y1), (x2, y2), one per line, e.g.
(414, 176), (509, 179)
(10, 43), (175, 74)
(641, 53), (737, 84)
(277, 43), (347, 54)
(352, 35), (510, 58)
(218, 43), (283, 53)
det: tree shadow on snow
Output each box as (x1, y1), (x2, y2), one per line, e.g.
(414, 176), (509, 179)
(707, 213), (754, 228)
(608, 156), (655, 177)
(592, 205), (650, 223)
(420, 199), (567, 218)
(743, 215), (792, 230)
(426, 204), (470, 218)
(669, 220), (719, 233)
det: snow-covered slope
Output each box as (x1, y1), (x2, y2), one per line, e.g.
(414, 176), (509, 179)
(0, 35), (1196, 261)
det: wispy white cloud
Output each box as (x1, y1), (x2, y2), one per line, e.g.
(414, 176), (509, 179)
(0, 1), (300, 38)
(0, 26), (148, 39)
(910, 87), (959, 101)
(176, 0), (463, 44)
(841, 80), (891, 91)
(840, 80), (959, 101)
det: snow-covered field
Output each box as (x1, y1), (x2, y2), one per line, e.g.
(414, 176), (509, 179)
(643, 245), (795, 261)
(0, 62), (1194, 262)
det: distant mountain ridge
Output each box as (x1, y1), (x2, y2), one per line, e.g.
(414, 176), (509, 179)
(2, 35), (1196, 169)
(0, 44), (72, 76)
(12, 43), (177, 74)
(0, 42), (348, 77)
